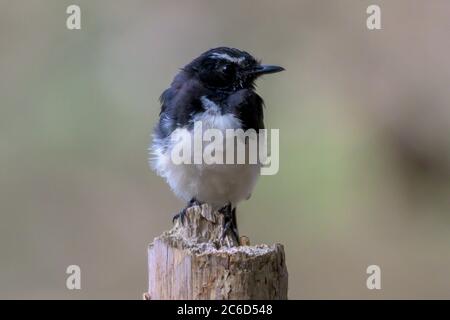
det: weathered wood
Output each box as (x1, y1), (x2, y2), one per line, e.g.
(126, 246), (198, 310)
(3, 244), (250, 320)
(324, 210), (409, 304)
(146, 204), (288, 300)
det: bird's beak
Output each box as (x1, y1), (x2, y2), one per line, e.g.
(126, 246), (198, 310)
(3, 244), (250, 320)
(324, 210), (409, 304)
(250, 64), (285, 76)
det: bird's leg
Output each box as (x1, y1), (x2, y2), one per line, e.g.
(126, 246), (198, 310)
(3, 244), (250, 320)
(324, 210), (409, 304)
(172, 198), (202, 224)
(219, 203), (240, 244)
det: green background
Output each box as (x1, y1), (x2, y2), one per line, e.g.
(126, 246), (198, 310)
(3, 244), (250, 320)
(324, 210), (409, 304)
(1, 0), (450, 299)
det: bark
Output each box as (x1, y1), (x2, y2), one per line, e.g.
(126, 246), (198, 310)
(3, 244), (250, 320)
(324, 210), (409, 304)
(145, 204), (288, 300)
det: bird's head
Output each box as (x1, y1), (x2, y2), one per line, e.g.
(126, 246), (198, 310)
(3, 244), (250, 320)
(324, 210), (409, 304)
(184, 47), (284, 91)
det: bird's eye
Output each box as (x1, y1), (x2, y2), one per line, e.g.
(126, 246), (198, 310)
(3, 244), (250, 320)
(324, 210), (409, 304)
(197, 60), (237, 88)
(219, 64), (235, 79)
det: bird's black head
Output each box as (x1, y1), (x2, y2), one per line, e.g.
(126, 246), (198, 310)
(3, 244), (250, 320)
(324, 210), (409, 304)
(184, 47), (284, 91)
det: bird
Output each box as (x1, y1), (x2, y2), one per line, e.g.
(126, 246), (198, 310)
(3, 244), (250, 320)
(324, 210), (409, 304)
(150, 47), (284, 242)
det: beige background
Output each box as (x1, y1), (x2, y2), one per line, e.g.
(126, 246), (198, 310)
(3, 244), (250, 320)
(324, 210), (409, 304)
(1, 0), (450, 299)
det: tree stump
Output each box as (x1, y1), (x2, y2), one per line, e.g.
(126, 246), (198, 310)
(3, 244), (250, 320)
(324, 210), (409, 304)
(145, 204), (288, 300)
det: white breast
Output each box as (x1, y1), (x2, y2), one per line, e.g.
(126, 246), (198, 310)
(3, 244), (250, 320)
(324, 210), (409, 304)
(151, 96), (260, 209)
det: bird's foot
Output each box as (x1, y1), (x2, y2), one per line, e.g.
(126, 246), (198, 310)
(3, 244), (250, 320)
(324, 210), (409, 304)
(222, 220), (240, 244)
(172, 207), (188, 224)
(172, 198), (203, 224)
(219, 204), (240, 244)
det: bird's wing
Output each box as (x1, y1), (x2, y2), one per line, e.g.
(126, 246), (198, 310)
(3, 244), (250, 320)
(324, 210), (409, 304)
(154, 76), (205, 141)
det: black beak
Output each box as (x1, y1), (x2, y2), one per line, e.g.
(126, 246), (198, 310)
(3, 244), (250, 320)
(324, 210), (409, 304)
(250, 64), (285, 76)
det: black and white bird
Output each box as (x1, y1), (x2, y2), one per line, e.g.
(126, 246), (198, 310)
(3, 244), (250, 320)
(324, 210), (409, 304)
(150, 47), (284, 241)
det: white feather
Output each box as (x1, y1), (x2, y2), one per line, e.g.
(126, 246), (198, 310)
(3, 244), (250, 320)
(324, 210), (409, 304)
(151, 97), (260, 209)
(210, 52), (245, 64)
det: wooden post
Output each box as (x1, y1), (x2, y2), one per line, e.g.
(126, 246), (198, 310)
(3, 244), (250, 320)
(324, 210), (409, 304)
(145, 204), (288, 300)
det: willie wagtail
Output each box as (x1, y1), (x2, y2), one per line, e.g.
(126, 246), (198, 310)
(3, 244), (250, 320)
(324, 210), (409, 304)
(150, 47), (284, 242)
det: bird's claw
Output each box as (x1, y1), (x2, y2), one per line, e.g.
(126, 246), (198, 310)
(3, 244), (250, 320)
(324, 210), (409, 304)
(221, 220), (240, 244)
(172, 207), (187, 224)
(219, 203), (240, 244)
(173, 198), (202, 224)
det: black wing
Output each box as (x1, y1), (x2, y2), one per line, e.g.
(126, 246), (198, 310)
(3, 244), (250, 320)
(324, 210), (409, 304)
(154, 75), (205, 141)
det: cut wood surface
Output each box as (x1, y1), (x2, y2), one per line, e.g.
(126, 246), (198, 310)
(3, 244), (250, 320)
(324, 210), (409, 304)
(146, 204), (288, 300)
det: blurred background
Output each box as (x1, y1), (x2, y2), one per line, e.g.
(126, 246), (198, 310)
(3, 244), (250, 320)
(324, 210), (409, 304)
(1, 0), (450, 299)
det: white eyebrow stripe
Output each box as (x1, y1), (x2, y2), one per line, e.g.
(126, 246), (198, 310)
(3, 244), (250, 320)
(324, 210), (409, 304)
(210, 52), (245, 64)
